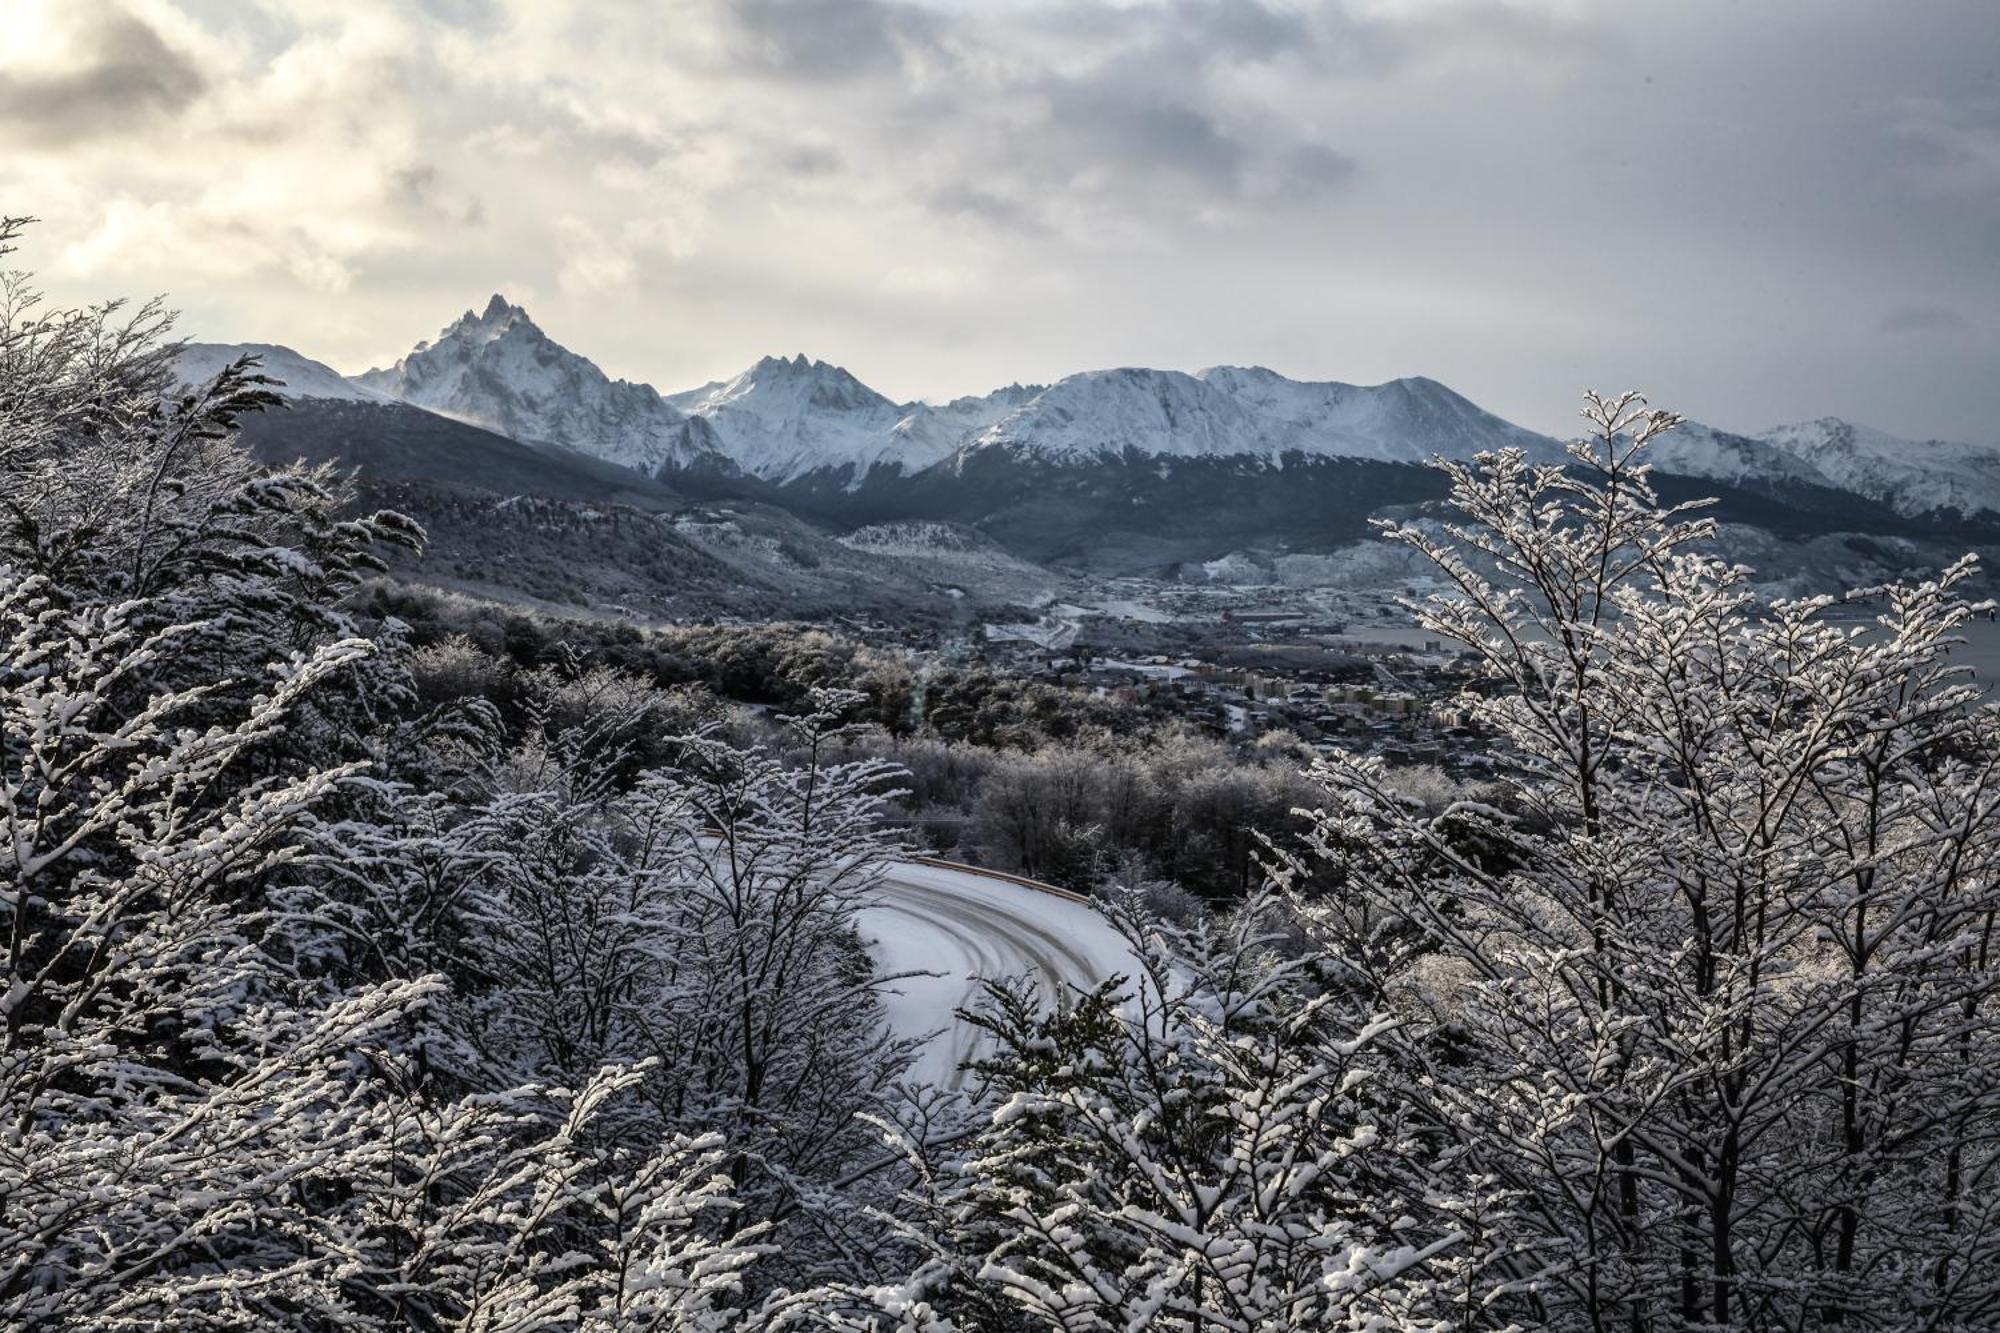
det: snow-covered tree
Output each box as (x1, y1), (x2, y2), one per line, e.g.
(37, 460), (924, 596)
(322, 1064), (761, 1331)
(0, 222), (765, 1329)
(427, 681), (924, 1287)
(1285, 392), (2000, 1330)
(0, 216), (419, 766)
(654, 691), (922, 1230)
(0, 569), (413, 1328)
(0, 584), (757, 1326)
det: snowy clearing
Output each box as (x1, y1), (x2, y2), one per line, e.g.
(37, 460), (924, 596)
(858, 861), (1140, 1087)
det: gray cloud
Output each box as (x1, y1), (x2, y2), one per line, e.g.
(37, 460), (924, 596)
(389, 165), (485, 227)
(698, 0), (1366, 213)
(779, 142), (844, 176)
(0, 9), (204, 145)
(1037, 0), (1313, 63)
(1895, 97), (2000, 199)
(850, 0), (1365, 216)
(1043, 83), (1250, 191)
(412, 0), (506, 31)
(1170, 0), (1312, 62)
(725, 0), (942, 81)
(1278, 142), (1357, 194)
(1881, 305), (1971, 336)
(928, 181), (1053, 235)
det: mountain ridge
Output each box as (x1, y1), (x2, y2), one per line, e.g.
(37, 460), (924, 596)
(175, 301), (2000, 526)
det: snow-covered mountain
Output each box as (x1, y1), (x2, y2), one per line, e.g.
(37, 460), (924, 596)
(354, 296), (721, 474)
(1645, 420), (1831, 488)
(954, 366), (1554, 467)
(1651, 417), (2000, 519)
(1756, 418), (2000, 519)
(185, 298), (2000, 536)
(662, 359), (1551, 482)
(347, 297), (1564, 484)
(664, 354), (946, 482)
(176, 342), (395, 403)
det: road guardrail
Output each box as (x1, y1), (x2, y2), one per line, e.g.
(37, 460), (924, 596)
(901, 855), (1093, 905)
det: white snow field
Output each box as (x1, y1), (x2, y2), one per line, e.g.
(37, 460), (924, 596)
(858, 860), (1140, 1087)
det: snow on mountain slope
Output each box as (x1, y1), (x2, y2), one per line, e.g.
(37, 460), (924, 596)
(664, 353), (945, 482)
(1755, 418), (2000, 519)
(1196, 366), (1553, 462)
(883, 383), (1043, 464)
(357, 296), (720, 474)
(959, 367), (1268, 463)
(175, 343), (394, 403)
(1645, 420), (1835, 488)
(347, 297), (1566, 483)
(838, 520), (1057, 600)
(953, 366), (1554, 466)
(659, 358), (1556, 481)
(1648, 416), (2000, 518)
(837, 521), (989, 559)
(658, 359), (1556, 481)
(247, 295), (1999, 524)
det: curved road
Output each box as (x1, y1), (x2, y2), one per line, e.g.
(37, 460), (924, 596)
(857, 861), (1140, 1087)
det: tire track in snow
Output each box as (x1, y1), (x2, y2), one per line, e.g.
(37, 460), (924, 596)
(857, 862), (1139, 1088)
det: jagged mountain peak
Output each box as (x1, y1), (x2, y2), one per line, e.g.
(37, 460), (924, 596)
(1391, 373), (1451, 393)
(1760, 416), (1922, 454)
(1197, 363), (1285, 381)
(427, 292), (536, 347)
(343, 293), (1573, 485)
(755, 351), (821, 372)
(356, 299), (721, 475)
(729, 353), (893, 405)
(1756, 417), (2000, 517)
(668, 353), (927, 482)
(398, 296), (533, 359)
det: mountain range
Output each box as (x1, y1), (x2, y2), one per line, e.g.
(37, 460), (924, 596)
(190, 295), (2000, 518)
(176, 296), (2000, 609)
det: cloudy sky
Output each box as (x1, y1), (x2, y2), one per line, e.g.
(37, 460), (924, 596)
(3, 0), (1996, 439)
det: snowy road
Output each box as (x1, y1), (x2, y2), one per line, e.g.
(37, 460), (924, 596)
(857, 860), (1140, 1087)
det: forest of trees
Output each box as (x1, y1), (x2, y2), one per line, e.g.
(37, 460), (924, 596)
(6, 218), (1999, 1331)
